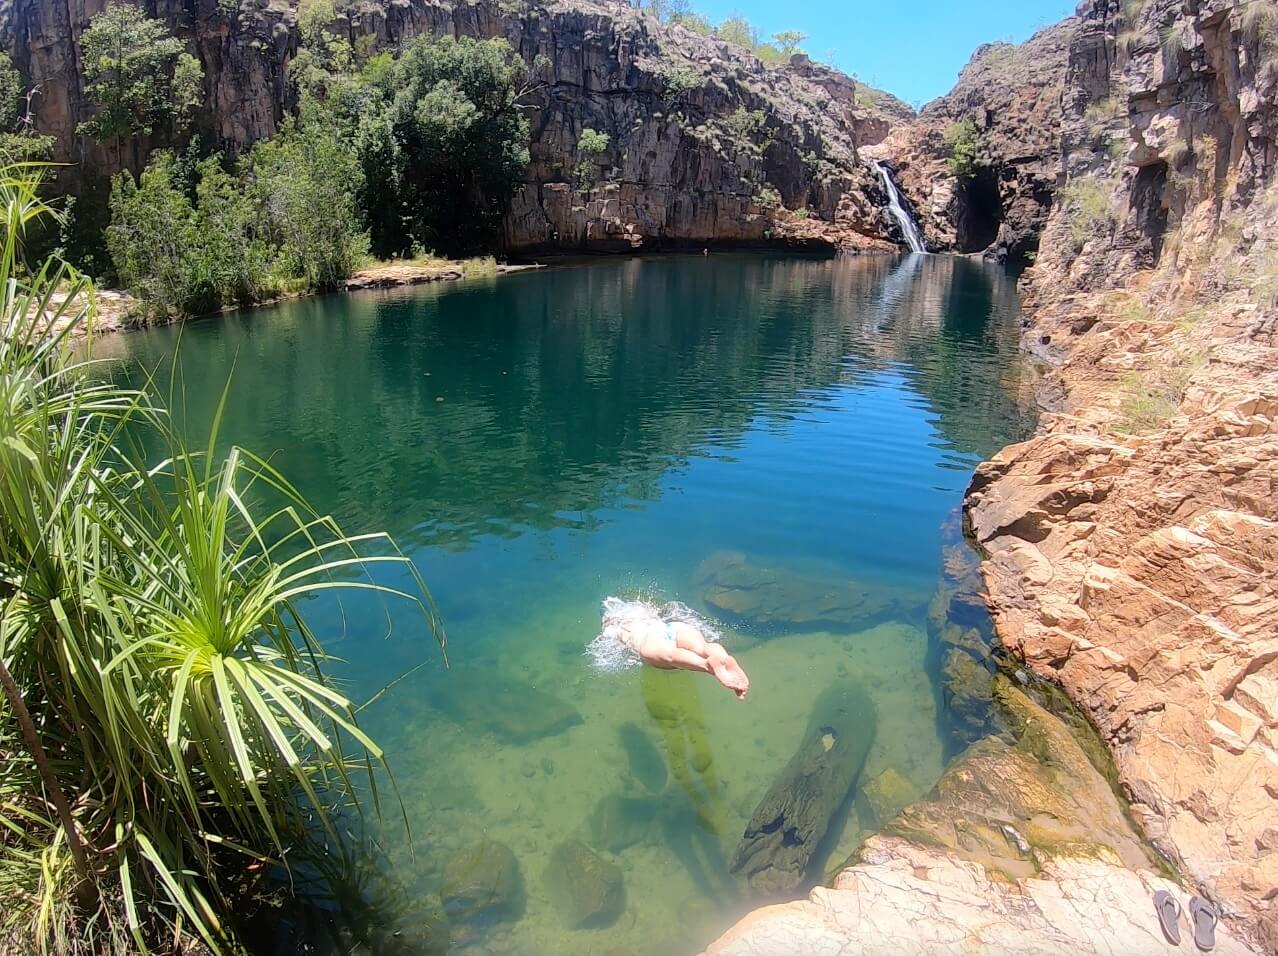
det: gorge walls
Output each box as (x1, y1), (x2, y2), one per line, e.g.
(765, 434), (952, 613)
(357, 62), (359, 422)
(967, 0), (1278, 947)
(1, 0), (914, 254)
(709, 0), (1278, 952)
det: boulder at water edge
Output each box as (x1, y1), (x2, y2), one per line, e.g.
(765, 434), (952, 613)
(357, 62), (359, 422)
(543, 840), (625, 928)
(440, 840), (523, 924)
(855, 767), (917, 831)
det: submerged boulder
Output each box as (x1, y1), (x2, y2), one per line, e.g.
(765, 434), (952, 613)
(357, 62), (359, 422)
(430, 671), (582, 744)
(589, 793), (658, 852)
(730, 681), (877, 894)
(694, 550), (920, 633)
(543, 840), (625, 929)
(439, 840), (522, 924)
(855, 767), (917, 832)
(941, 646), (994, 748)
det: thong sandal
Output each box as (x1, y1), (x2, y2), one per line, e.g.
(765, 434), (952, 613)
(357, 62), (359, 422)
(1153, 890), (1182, 945)
(1189, 896), (1218, 952)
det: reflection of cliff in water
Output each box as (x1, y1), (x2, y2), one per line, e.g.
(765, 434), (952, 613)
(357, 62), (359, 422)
(104, 254), (1033, 551)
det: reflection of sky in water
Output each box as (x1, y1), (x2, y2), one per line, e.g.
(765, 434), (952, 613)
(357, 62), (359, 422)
(107, 253), (1035, 955)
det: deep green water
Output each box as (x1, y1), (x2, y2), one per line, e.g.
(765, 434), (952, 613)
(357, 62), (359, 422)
(104, 253), (1035, 955)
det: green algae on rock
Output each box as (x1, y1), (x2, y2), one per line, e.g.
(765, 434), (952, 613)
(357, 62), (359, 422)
(855, 767), (918, 832)
(879, 676), (1158, 881)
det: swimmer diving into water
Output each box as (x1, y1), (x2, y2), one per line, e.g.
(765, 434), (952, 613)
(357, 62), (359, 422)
(590, 597), (751, 699)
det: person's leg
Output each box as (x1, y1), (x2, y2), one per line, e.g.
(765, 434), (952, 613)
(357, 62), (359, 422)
(669, 622), (749, 699)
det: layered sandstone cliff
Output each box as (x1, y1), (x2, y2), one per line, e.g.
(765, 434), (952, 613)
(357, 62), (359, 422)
(968, 0), (1278, 947)
(708, 0), (1277, 952)
(1, 0), (912, 254)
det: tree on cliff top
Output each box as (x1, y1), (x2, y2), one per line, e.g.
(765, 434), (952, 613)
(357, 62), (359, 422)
(77, 4), (204, 162)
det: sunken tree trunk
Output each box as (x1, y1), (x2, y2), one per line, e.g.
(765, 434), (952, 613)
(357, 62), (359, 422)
(730, 681), (877, 895)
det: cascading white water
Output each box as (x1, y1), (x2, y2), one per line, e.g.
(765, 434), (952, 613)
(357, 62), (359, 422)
(873, 161), (927, 254)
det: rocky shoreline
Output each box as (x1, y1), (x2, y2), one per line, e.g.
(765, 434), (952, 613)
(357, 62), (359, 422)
(706, 0), (1277, 950)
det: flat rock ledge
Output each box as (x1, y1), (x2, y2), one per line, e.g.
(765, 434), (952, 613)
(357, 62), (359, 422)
(702, 839), (1257, 956)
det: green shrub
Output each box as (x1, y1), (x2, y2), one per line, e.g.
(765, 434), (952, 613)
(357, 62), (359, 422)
(77, 4), (203, 150)
(661, 64), (702, 99)
(943, 118), (982, 180)
(248, 114), (369, 291)
(1121, 0), (1147, 25)
(1116, 356), (1202, 432)
(0, 53), (19, 131)
(670, 10), (714, 34)
(107, 152), (222, 317)
(756, 184), (781, 210)
(108, 116), (368, 315)
(346, 34), (534, 257)
(723, 107), (769, 156)
(575, 127), (610, 187)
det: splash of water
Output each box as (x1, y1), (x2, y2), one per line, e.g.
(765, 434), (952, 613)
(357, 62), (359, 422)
(587, 596), (723, 672)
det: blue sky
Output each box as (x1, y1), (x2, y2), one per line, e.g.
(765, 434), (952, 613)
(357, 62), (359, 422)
(689, 1), (1078, 107)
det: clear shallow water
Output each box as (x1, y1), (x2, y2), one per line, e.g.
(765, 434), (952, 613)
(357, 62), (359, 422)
(103, 253), (1035, 955)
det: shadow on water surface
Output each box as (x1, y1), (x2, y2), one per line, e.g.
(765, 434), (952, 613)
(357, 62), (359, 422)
(102, 253), (1038, 955)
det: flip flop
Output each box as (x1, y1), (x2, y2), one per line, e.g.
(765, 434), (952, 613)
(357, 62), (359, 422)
(1153, 890), (1182, 945)
(1189, 896), (1218, 952)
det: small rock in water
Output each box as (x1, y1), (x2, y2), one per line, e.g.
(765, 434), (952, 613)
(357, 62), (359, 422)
(543, 840), (625, 929)
(439, 840), (523, 925)
(521, 762), (537, 778)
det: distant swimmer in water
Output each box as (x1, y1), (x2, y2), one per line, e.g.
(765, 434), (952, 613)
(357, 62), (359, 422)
(589, 597), (750, 699)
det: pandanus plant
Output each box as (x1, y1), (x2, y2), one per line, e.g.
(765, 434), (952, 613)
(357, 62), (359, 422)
(0, 163), (443, 953)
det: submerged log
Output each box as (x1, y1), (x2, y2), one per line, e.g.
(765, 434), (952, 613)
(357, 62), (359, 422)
(730, 681), (877, 894)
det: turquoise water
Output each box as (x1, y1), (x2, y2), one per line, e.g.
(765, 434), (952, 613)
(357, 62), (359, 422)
(103, 253), (1035, 954)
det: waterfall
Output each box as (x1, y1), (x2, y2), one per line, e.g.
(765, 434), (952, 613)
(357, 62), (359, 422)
(873, 161), (927, 254)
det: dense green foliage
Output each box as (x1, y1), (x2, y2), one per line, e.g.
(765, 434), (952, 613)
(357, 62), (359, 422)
(77, 4), (203, 149)
(355, 35), (535, 257)
(100, 26), (530, 312)
(107, 115), (368, 318)
(575, 127), (610, 187)
(0, 163), (441, 953)
(0, 54), (18, 131)
(943, 118), (982, 180)
(248, 112), (369, 288)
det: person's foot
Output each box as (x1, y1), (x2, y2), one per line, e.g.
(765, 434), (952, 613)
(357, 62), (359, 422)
(709, 655), (750, 699)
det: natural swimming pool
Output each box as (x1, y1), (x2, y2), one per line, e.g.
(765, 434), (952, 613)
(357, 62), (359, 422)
(104, 252), (1036, 954)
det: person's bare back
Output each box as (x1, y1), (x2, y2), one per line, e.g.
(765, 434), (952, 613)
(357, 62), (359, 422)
(592, 598), (750, 699)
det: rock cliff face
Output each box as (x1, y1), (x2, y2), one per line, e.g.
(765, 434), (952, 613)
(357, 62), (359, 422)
(1, 0), (912, 254)
(708, 0), (1278, 952)
(869, 20), (1076, 263)
(967, 0), (1278, 947)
